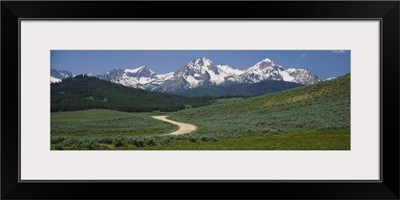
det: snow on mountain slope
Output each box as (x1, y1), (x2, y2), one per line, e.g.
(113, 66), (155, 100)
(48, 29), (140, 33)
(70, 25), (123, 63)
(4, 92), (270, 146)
(50, 69), (73, 83)
(50, 76), (62, 83)
(217, 64), (244, 76)
(83, 72), (95, 77)
(180, 57), (217, 86)
(156, 72), (175, 80)
(51, 57), (322, 92)
(241, 58), (283, 82)
(159, 58), (246, 92)
(240, 58), (320, 85)
(98, 66), (174, 90)
(282, 68), (320, 85)
(279, 70), (295, 82)
(325, 77), (337, 81)
(51, 69), (73, 80)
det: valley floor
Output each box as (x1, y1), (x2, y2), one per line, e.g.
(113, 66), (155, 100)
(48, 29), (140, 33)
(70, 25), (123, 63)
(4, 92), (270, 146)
(115, 128), (350, 150)
(51, 109), (350, 150)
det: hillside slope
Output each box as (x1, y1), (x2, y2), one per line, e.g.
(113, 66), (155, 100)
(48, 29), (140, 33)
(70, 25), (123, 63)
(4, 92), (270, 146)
(51, 75), (212, 112)
(172, 74), (350, 135)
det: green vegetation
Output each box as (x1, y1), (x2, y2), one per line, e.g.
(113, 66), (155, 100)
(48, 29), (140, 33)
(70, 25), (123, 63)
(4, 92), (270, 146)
(51, 74), (350, 150)
(51, 128), (349, 150)
(177, 80), (303, 97)
(51, 109), (177, 137)
(51, 75), (214, 112)
(171, 74), (350, 135)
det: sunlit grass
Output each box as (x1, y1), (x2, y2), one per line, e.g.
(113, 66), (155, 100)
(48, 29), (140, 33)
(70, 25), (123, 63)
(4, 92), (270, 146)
(51, 109), (178, 137)
(51, 128), (350, 150)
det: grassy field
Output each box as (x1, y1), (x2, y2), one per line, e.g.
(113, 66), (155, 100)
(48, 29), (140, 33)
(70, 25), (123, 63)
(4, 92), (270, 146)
(171, 74), (350, 136)
(51, 74), (350, 150)
(51, 120), (349, 150)
(109, 128), (350, 150)
(51, 109), (177, 137)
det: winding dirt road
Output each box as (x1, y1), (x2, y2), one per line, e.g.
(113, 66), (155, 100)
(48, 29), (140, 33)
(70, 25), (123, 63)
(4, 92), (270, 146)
(151, 116), (197, 135)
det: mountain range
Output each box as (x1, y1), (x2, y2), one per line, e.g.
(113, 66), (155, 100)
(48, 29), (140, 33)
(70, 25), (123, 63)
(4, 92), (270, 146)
(51, 57), (321, 93)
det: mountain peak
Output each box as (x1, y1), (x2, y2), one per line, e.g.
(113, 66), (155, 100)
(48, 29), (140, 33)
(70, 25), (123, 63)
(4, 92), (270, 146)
(261, 58), (273, 63)
(200, 57), (211, 61)
(255, 58), (275, 66)
(248, 58), (276, 71)
(125, 65), (153, 74)
(137, 65), (152, 72)
(191, 57), (213, 67)
(138, 65), (147, 69)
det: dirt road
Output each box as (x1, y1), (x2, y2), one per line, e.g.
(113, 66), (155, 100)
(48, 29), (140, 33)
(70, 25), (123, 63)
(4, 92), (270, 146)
(151, 116), (197, 135)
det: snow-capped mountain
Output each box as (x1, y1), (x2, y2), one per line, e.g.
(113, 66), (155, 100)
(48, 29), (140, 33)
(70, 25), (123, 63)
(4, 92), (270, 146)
(241, 58), (283, 83)
(50, 69), (73, 83)
(97, 66), (174, 91)
(162, 57), (320, 92)
(241, 58), (320, 85)
(51, 57), (321, 92)
(159, 58), (244, 92)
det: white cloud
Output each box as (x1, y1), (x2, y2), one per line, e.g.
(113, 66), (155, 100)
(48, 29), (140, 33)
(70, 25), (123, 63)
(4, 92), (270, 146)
(300, 54), (306, 58)
(332, 50), (346, 54)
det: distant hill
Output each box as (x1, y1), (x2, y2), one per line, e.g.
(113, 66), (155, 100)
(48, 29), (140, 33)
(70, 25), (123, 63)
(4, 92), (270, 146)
(176, 80), (303, 97)
(172, 73), (350, 134)
(51, 75), (212, 112)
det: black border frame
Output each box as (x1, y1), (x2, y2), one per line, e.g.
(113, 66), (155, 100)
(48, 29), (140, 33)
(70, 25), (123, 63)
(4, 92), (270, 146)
(2, 1), (399, 199)
(17, 18), (383, 184)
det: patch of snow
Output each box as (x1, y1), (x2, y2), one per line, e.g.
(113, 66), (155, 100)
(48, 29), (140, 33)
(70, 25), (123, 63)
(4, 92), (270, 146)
(125, 65), (146, 73)
(200, 57), (213, 66)
(50, 76), (61, 83)
(184, 75), (199, 88)
(217, 65), (244, 76)
(325, 77), (337, 81)
(261, 58), (272, 63)
(279, 70), (295, 82)
(156, 72), (174, 80)
(138, 77), (153, 84)
(207, 70), (225, 84)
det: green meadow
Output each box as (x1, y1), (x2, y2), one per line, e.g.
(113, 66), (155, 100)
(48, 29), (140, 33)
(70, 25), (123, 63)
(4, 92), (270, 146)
(51, 74), (350, 150)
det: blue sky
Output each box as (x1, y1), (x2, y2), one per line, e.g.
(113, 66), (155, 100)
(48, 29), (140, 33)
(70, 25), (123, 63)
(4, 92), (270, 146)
(51, 50), (350, 80)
